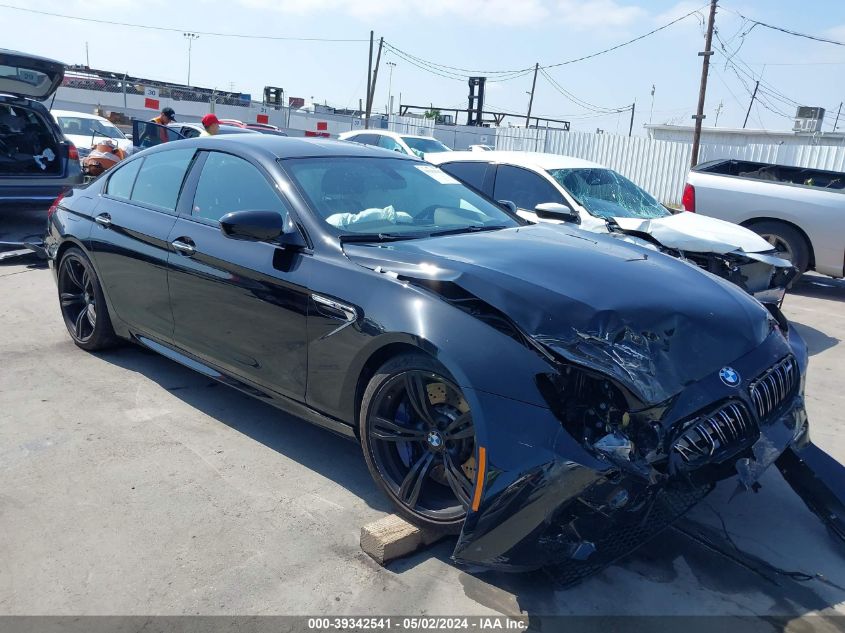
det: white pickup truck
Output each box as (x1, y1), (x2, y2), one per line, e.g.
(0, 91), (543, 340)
(683, 159), (845, 279)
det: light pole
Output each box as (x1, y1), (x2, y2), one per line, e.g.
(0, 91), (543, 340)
(386, 61), (396, 116)
(183, 32), (199, 86)
(649, 84), (655, 123)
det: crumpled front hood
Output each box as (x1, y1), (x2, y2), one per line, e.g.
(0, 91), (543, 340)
(612, 211), (776, 255)
(344, 223), (773, 405)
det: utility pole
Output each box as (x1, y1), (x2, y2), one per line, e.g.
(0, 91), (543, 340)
(628, 101), (636, 137)
(183, 32), (199, 87)
(690, 0), (717, 168)
(365, 30), (374, 129)
(85, 42), (90, 68)
(714, 100), (724, 127)
(365, 37), (383, 128)
(834, 102), (842, 132)
(742, 80), (759, 129)
(525, 63), (539, 127)
(386, 61), (396, 116)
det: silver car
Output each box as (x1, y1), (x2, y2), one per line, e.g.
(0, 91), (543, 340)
(0, 49), (83, 247)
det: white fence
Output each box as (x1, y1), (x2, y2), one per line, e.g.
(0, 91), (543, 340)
(495, 127), (845, 206)
(53, 86), (845, 205)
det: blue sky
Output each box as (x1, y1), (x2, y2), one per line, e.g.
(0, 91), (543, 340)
(3, 0), (844, 134)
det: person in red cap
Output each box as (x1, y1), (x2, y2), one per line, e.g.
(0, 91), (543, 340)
(202, 113), (220, 136)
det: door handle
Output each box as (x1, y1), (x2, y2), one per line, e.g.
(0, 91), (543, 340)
(171, 238), (196, 256)
(94, 213), (112, 228)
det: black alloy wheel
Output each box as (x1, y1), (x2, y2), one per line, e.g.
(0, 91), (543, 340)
(57, 248), (117, 350)
(360, 355), (477, 532)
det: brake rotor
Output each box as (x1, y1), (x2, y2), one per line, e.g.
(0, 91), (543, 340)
(426, 382), (474, 487)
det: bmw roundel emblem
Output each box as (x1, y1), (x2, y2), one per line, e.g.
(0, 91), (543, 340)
(719, 367), (741, 387)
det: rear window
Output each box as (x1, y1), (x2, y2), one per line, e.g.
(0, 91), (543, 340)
(106, 159), (142, 200)
(347, 133), (378, 145)
(130, 149), (195, 212)
(0, 63), (54, 100)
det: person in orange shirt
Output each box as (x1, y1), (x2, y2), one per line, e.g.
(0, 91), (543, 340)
(150, 107), (176, 126)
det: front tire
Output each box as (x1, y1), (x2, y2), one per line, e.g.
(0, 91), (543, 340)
(360, 354), (477, 534)
(750, 221), (810, 280)
(57, 247), (118, 351)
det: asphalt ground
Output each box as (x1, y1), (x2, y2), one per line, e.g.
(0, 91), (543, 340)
(1, 255), (843, 624)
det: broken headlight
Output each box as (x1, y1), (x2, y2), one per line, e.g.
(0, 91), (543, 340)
(537, 367), (670, 479)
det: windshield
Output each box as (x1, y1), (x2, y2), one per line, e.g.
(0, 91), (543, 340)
(401, 136), (451, 156)
(57, 116), (125, 140)
(548, 168), (669, 219)
(283, 156), (520, 237)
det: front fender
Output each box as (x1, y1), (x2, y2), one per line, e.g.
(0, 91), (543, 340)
(305, 256), (555, 423)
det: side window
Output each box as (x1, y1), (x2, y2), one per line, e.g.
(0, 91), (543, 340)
(106, 158), (142, 200)
(181, 126), (201, 139)
(377, 135), (405, 153)
(192, 152), (288, 222)
(493, 165), (564, 211)
(130, 148), (195, 212)
(440, 162), (488, 192)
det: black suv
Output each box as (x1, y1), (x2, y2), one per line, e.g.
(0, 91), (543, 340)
(0, 49), (83, 247)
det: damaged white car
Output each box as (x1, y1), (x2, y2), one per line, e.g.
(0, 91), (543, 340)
(428, 151), (796, 305)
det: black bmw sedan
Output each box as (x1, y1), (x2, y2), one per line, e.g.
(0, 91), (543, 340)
(44, 135), (816, 576)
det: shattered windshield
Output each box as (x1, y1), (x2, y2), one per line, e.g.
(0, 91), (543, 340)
(548, 168), (669, 220)
(283, 156), (519, 237)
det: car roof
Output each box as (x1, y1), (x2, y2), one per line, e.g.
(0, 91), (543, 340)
(145, 134), (421, 160)
(51, 109), (110, 121)
(169, 122), (256, 133)
(427, 150), (603, 170)
(344, 129), (437, 141)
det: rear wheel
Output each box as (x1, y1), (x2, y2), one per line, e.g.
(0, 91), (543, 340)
(360, 354), (477, 533)
(57, 247), (118, 351)
(750, 221), (810, 279)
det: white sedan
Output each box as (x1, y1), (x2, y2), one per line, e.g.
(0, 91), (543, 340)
(427, 150), (796, 304)
(51, 109), (132, 156)
(338, 129), (451, 159)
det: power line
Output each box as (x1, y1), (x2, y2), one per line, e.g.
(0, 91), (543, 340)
(539, 68), (629, 114)
(721, 7), (845, 46)
(381, 4), (708, 79)
(382, 42), (532, 76)
(542, 5), (709, 70)
(0, 3), (368, 41)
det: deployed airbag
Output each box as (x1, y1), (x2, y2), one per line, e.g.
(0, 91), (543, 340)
(326, 205), (413, 229)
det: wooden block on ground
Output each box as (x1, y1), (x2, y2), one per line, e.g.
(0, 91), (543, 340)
(360, 514), (443, 565)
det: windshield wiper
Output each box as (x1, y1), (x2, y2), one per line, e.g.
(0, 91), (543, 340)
(338, 232), (423, 243)
(427, 225), (509, 237)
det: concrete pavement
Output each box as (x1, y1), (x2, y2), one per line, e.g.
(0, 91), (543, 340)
(1, 260), (843, 619)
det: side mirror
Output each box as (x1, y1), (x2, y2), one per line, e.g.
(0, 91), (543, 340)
(534, 202), (580, 224)
(220, 210), (286, 242)
(498, 200), (518, 214)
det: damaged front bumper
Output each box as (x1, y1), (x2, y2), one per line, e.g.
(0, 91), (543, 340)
(681, 249), (797, 306)
(452, 318), (815, 575)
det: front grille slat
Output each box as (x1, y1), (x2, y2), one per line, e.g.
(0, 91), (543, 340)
(749, 356), (798, 422)
(672, 401), (757, 469)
